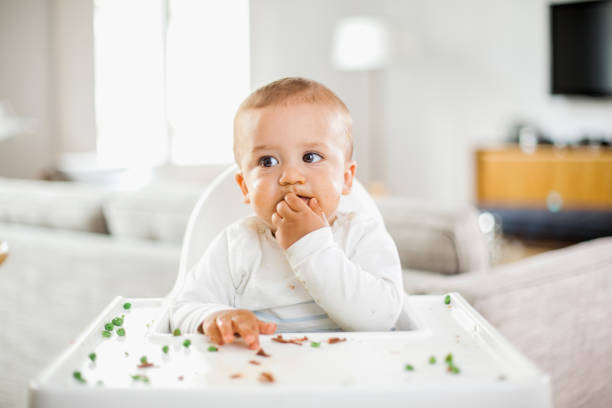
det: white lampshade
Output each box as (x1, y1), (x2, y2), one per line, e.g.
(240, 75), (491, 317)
(331, 16), (390, 71)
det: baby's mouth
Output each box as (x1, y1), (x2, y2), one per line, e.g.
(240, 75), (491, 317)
(297, 195), (311, 205)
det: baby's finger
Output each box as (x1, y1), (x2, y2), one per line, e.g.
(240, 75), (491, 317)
(309, 198), (328, 224)
(233, 319), (260, 350)
(276, 200), (295, 218)
(284, 193), (308, 211)
(216, 315), (235, 344)
(258, 320), (277, 334)
(271, 212), (282, 226)
(203, 321), (224, 345)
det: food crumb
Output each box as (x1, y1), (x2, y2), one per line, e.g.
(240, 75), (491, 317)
(208, 345), (218, 352)
(178, 376), (184, 381)
(249, 360), (261, 365)
(256, 348), (271, 357)
(288, 284), (295, 290)
(272, 335), (308, 345)
(258, 372), (275, 383)
(138, 356), (154, 368)
(327, 337), (346, 344)
(444, 294), (451, 305)
(230, 373), (243, 379)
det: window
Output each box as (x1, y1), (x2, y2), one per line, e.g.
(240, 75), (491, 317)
(93, 0), (250, 167)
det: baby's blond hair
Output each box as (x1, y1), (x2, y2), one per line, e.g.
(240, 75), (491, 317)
(233, 77), (353, 163)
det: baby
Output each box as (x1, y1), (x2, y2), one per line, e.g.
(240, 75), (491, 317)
(170, 77), (403, 350)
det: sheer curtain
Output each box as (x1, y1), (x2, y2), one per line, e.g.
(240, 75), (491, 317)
(93, 0), (250, 167)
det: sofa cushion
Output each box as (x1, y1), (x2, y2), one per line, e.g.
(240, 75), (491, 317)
(0, 178), (110, 233)
(103, 182), (206, 244)
(375, 197), (489, 274)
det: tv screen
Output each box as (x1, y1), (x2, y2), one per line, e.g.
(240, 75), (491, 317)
(550, 0), (612, 96)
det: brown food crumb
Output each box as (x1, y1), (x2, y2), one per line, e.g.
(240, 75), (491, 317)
(249, 360), (261, 365)
(230, 373), (243, 379)
(258, 372), (275, 383)
(288, 284), (295, 290)
(178, 376), (184, 381)
(272, 335), (308, 346)
(137, 362), (155, 368)
(256, 348), (271, 357)
(327, 337), (347, 344)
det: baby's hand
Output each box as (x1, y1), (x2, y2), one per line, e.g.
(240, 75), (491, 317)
(200, 309), (276, 350)
(271, 193), (328, 249)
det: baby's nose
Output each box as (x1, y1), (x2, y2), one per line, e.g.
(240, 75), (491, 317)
(279, 165), (305, 185)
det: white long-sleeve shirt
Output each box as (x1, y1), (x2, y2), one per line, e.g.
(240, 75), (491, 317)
(170, 211), (403, 333)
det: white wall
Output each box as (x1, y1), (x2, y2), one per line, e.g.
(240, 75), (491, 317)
(0, 0), (95, 179)
(0, 0), (52, 179)
(250, 0), (612, 204)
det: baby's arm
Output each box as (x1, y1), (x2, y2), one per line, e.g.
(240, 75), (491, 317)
(170, 229), (276, 347)
(281, 208), (403, 331)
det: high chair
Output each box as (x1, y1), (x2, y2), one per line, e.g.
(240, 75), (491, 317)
(29, 165), (551, 408)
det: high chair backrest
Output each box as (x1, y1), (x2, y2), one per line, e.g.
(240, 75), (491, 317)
(166, 164), (383, 299)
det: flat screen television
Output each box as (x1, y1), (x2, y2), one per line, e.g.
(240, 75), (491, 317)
(550, 0), (612, 96)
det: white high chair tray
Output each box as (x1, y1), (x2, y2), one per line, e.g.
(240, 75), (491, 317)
(30, 294), (551, 408)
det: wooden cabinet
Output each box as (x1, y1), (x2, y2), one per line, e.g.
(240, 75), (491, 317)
(475, 146), (612, 210)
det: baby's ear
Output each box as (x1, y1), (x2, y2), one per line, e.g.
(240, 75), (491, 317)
(235, 172), (251, 204)
(341, 161), (357, 195)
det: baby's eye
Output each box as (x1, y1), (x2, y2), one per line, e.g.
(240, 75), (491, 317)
(258, 156), (279, 167)
(303, 152), (323, 163)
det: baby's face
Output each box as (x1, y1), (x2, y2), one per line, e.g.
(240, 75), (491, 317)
(235, 103), (355, 230)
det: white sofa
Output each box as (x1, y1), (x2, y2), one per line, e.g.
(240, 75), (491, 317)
(0, 175), (610, 408)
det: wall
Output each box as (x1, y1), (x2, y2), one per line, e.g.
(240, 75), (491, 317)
(0, 0), (52, 179)
(0, 0), (95, 179)
(250, 0), (612, 204)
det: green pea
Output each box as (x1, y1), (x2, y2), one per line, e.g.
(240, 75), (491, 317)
(404, 364), (414, 371)
(445, 353), (453, 364)
(116, 328), (125, 336)
(444, 295), (451, 305)
(449, 365), (460, 374)
(162, 345), (169, 354)
(112, 317), (123, 326)
(183, 339), (191, 348)
(207, 345), (218, 352)
(131, 374), (150, 383)
(310, 342), (321, 348)
(123, 302), (132, 310)
(104, 323), (113, 331)
(73, 371), (86, 383)
(173, 328), (181, 336)
(89, 353), (96, 362)
(102, 330), (112, 338)
(140, 356), (148, 364)
(429, 356), (436, 364)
